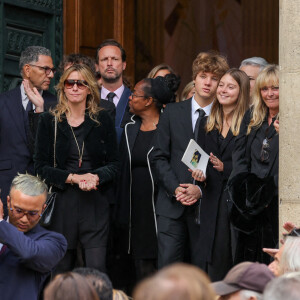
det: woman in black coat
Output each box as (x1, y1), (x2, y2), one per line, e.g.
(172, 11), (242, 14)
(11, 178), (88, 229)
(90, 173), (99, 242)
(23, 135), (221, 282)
(190, 68), (250, 281)
(228, 65), (279, 265)
(34, 64), (119, 273)
(116, 74), (180, 281)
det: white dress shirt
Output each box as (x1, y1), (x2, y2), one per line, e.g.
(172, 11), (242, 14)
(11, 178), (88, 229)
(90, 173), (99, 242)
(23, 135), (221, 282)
(20, 84), (43, 111)
(101, 85), (125, 107)
(191, 96), (213, 131)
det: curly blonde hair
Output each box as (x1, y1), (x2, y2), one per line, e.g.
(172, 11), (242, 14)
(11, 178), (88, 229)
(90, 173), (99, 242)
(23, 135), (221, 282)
(247, 65), (279, 134)
(192, 51), (229, 80)
(51, 64), (102, 123)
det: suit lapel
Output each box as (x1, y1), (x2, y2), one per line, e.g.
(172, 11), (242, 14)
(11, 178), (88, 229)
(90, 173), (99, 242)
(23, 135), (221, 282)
(82, 113), (95, 140)
(180, 99), (194, 139)
(5, 87), (27, 143)
(116, 87), (131, 127)
(220, 130), (234, 155)
(125, 116), (141, 152)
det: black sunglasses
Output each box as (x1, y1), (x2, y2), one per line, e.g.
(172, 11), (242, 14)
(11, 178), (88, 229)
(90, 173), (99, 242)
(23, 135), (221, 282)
(64, 79), (88, 89)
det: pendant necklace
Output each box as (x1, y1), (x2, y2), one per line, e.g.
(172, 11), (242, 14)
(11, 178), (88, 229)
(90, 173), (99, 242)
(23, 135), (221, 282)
(69, 125), (85, 168)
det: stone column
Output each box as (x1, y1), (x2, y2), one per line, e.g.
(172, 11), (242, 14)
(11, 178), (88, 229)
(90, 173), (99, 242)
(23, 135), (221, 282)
(279, 0), (300, 230)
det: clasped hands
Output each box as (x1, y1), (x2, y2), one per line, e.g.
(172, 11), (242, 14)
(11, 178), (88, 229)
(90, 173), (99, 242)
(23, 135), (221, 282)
(175, 184), (201, 206)
(70, 173), (99, 191)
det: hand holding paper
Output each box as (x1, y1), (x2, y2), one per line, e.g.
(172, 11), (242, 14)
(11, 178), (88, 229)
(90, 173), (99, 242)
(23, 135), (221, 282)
(181, 139), (209, 176)
(188, 169), (206, 182)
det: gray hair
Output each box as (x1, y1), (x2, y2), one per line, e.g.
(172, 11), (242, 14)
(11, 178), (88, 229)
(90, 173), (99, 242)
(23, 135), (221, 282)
(240, 290), (263, 300)
(280, 236), (300, 275)
(19, 46), (51, 75)
(239, 57), (268, 71)
(263, 273), (300, 300)
(10, 173), (48, 198)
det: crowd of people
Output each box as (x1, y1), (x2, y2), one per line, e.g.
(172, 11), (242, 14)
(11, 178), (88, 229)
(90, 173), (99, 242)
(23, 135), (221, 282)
(0, 38), (296, 300)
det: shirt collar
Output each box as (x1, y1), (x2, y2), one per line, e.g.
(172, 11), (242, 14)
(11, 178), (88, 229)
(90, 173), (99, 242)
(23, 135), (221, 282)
(191, 96), (213, 116)
(20, 84), (43, 110)
(101, 85), (125, 100)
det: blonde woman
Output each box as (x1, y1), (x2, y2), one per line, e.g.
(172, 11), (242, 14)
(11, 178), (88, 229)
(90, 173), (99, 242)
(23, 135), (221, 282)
(34, 64), (119, 273)
(229, 65), (279, 265)
(190, 68), (250, 281)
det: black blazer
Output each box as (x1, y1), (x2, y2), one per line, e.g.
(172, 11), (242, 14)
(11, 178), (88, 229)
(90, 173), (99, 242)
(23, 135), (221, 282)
(197, 117), (235, 262)
(150, 99), (195, 219)
(99, 99), (116, 124)
(34, 109), (119, 191)
(0, 86), (56, 211)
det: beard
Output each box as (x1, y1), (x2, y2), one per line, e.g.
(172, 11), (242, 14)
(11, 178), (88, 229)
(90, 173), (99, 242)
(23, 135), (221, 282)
(101, 70), (122, 84)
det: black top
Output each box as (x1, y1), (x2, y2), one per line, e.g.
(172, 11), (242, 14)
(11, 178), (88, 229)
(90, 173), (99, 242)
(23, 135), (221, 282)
(131, 129), (157, 259)
(65, 123), (93, 173)
(250, 117), (278, 178)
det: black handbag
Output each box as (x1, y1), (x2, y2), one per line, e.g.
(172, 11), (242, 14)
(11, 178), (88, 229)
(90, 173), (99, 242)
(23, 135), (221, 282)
(40, 116), (58, 227)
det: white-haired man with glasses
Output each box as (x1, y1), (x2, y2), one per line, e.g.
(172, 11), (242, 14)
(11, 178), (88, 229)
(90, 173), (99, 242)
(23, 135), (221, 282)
(0, 45), (57, 217)
(0, 173), (67, 300)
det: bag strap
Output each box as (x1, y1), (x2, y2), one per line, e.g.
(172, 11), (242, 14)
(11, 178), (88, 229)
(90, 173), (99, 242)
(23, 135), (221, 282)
(54, 116), (57, 168)
(49, 116), (57, 194)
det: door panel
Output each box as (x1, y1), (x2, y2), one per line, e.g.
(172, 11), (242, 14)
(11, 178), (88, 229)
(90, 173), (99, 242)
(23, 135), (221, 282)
(0, 0), (63, 92)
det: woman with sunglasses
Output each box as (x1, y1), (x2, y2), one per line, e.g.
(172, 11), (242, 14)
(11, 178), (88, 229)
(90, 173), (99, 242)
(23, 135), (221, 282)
(34, 64), (119, 273)
(228, 65), (279, 265)
(115, 74), (179, 282)
(189, 68), (250, 281)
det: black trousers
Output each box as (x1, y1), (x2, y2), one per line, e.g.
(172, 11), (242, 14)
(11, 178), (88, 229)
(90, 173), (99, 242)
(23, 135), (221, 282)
(157, 207), (202, 269)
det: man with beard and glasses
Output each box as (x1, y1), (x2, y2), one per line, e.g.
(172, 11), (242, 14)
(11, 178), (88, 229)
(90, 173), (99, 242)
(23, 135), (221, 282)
(96, 39), (131, 143)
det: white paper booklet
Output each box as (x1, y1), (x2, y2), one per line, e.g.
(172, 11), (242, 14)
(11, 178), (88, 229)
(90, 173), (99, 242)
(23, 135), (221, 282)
(181, 139), (209, 176)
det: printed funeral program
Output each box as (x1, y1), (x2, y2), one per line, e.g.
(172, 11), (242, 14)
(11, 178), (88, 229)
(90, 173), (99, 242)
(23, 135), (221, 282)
(181, 139), (209, 176)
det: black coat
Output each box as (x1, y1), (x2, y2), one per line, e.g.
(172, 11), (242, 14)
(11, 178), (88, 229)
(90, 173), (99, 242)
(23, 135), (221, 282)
(197, 117), (235, 263)
(228, 109), (279, 264)
(34, 109), (119, 191)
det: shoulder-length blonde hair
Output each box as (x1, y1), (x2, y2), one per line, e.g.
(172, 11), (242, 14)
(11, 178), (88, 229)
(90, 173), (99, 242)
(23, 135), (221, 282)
(206, 68), (250, 136)
(247, 64), (279, 134)
(51, 64), (102, 123)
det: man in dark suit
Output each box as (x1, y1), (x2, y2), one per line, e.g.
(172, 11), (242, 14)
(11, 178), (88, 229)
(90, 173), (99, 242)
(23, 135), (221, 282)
(96, 39), (131, 144)
(0, 46), (57, 215)
(59, 53), (116, 122)
(150, 51), (229, 269)
(0, 173), (67, 300)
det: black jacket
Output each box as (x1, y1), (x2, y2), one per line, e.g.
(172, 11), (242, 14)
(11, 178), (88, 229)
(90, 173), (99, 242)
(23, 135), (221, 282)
(34, 109), (119, 191)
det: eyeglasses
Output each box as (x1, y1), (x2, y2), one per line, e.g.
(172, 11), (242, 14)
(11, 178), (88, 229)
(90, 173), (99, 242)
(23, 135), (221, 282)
(28, 64), (56, 75)
(9, 201), (42, 221)
(64, 79), (89, 90)
(260, 138), (270, 162)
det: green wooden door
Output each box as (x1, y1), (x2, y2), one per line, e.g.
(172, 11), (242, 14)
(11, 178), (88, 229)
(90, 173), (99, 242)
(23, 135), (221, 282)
(0, 0), (63, 92)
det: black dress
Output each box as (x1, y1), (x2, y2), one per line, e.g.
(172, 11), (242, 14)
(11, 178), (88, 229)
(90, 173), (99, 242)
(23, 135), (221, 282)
(131, 130), (157, 259)
(49, 123), (109, 249)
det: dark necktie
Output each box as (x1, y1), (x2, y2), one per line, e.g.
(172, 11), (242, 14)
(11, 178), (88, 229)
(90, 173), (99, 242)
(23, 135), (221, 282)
(25, 100), (33, 112)
(107, 92), (116, 105)
(194, 108), (206, 140)
(194, 108), (205, 225)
